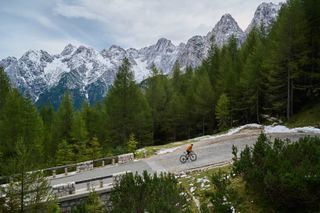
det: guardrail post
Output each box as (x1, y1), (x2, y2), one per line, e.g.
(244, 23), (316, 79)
(64, 167), (68, 176)
(53, 170), (56, 178)
(144, 152), (147, 158)
(102, 160), (105, 167)
(112, 158), (115, 165)
(87, 182), (91, 191)
(99, 179), (103, 188)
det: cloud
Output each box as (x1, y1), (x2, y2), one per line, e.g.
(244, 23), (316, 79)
(53, 0), (283, 48)
(0, 0), (284, 59)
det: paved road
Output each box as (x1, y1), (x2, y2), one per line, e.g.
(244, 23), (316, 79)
(49, 129), (320, 189)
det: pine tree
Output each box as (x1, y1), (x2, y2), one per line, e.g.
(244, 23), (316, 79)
(182, 67), (196, 138)
(163, 93), (185, 142)
(206, 40), (221, 89)
(84, 137), (102, 160)
(216, 37), (241, 125)
(84, 190), (106, 213)
(127, 133), (138, 153)
(300, 0), (320, 101)
(265, 0), (308, 119)
(0, 138), (57, 212)
(0, 66), (11, 112)
(216, 94), (231, 131)
(81, 101), (100, 140)
(240, 30), (265, 123)
(39, 105), (55, 164)
(111, 171), (190, 213)
(0, 90), (44, 174)
(145, 64), (168, 144)
(193, 71), (215, 135)
(56, 139), (75, 165)
(52, 92), (74, 158)
(105, 58), (152, 148)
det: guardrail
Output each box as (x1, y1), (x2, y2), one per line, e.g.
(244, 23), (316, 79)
(0, 152), (135, 186)
(52, 171), (132, 198)
(42, 156), (118, 178)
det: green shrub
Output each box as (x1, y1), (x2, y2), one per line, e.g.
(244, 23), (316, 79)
(110, 171), (191, 213)
(233, 134), (320, 212)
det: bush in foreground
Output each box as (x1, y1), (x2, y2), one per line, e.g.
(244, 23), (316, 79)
(110, 171), (191, 213)
(233, 134), (320, 212)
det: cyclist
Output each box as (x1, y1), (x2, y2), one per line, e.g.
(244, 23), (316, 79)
(186, 144), (193, 158)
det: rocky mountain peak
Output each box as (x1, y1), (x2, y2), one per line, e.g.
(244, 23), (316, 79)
(154, 38), (174, 51)
(0, 56), (17, 69)
(20, 49), (53, 64)
(206, 13), (245, 47)
(61, 43), (77, 56)
(215, 13), (242, 33)
(245, 2), (281, 33)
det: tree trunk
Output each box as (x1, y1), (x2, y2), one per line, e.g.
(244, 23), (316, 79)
(256, 92), (260, 124)
(287, 67), (291, 120)
(202, 117), (205, 136)
(20, 172), (24, 213)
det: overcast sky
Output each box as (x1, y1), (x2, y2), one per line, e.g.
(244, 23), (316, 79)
(0, 0), (283, 59)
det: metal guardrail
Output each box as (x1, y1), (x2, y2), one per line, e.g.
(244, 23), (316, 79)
(42, 156), (118, 177)
(75, 175), (113, 185)
(1, 152), (136, 183)
(51, 171), (132, 198)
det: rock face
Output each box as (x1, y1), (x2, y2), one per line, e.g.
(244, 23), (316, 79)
(245, 2), (281, 33)
(0, 2), (282, 109)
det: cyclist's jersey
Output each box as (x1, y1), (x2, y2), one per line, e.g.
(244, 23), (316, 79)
(186, 145), (193, 152)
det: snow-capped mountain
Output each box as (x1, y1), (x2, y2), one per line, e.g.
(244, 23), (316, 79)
(0, 2), (282, 109)
(246, 2), (281, 33)
(206, 14), (246, 47)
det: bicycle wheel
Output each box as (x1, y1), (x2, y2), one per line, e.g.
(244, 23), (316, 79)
(190, 153), (197, 161)
(179, 155), (187, 163)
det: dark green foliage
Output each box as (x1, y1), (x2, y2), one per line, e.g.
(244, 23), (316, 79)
(233, 134), (320, 211)
(264, 0), (309, 119)
(215, 94), (231, 131)
(39, 105), (55, 164)
(205, 170), (238, 213)
(145, 64), (171, 144)
(55, 139), (75, 165)
(105, 58), (152, 148)
(70, 190), (106, 213)
(0, 139), (58, 212)
(302, 0), (320, 99)
(82, 137), (103, 161)
(0, 90), (44, 174)
(193, 71), (215, 135)
(0, 66), (11, 112)
(110, 171), (190, 213)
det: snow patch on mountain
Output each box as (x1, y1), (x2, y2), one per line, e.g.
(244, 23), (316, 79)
(132, 58), (149, 82)
(43, 57), (69, 86)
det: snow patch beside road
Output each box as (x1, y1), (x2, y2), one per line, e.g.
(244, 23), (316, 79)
(155, 124), (320, 156)
(192, 123), (320, 142)
(264, 125), (320, 134)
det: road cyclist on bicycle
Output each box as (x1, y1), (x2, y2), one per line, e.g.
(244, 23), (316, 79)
(186, 144), (193, 159)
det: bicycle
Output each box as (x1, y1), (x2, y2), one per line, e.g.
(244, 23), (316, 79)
(179, 151), (197, 163)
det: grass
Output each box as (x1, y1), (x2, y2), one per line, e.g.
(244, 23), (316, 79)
(287, 103), (320, 127)
(178, 165), (272, 213)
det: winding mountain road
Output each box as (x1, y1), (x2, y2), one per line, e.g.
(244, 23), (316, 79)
(50, 128), (320, 190)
